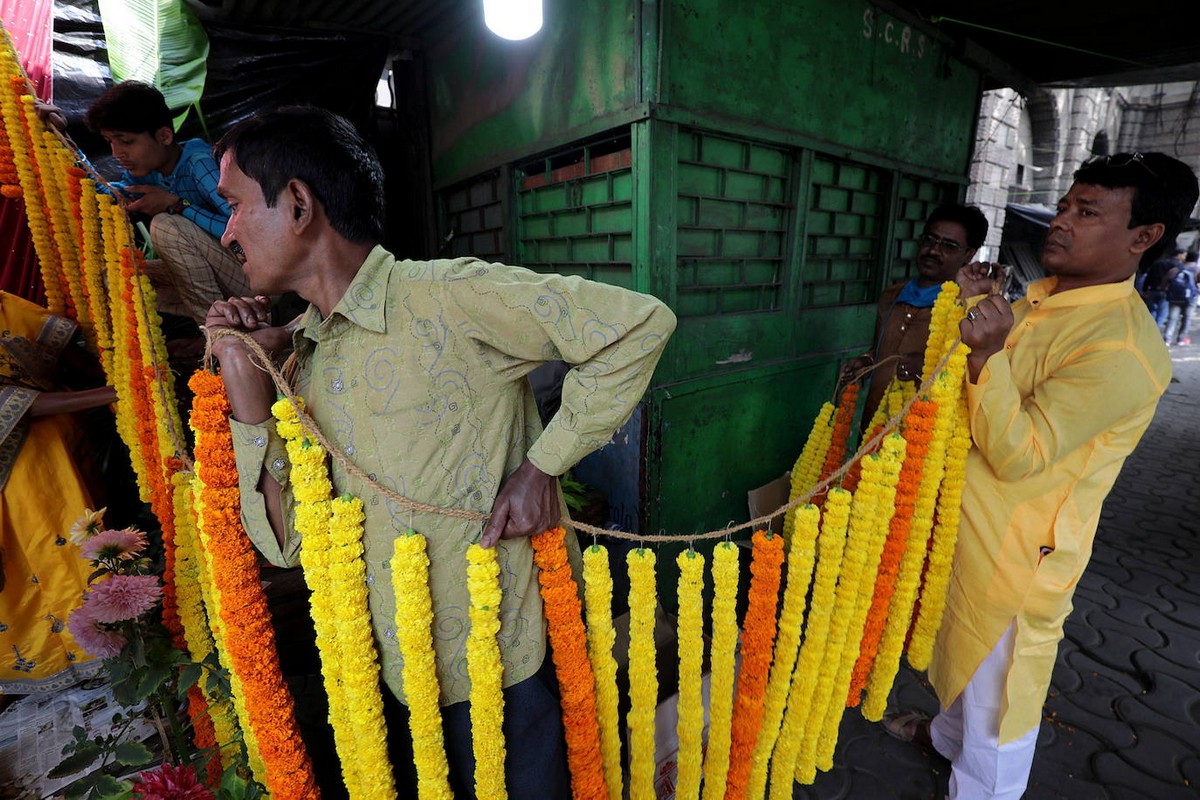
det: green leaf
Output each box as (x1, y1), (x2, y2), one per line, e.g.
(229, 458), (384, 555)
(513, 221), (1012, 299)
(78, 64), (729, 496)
(112, 739), (153, 767)
(96, 0), (210, 129)
(176, 663), (202, 697)
(48, 743), (103, 779)
(90, 774), (132, 799)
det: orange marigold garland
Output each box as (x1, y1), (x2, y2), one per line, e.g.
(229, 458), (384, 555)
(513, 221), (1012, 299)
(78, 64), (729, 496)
(723, 530), (785, 800)
(532, 527), (608, 800)
(188, 370), (319, 798)
(747, 504), (820, 800)
(815, 382), (859, 496)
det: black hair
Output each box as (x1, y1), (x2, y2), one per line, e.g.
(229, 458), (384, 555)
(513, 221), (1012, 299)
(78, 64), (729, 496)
(1073, 153), (1199, 264)
(1187, 250), (1199, 263)
(84, 81), (173, 135)
(925, 204), (989, 250)
(214, 106), (385, 244)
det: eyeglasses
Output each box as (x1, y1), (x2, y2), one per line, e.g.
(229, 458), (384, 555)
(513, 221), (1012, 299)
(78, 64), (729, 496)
(1082, 152), (1158, 177)
(918, 233), (965, 254)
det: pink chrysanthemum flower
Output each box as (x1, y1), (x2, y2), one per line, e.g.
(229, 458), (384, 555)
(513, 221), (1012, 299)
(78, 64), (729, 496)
(84, 574), (162, 623)
(67, 506), (107, 545)
(67, 604), (127, 658)
(80, 528), (148, 562)
(131, 762), (215, 800)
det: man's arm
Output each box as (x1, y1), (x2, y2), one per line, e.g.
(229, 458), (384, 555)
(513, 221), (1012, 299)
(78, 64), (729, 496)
(446, 266), (676, 547)
(207, 296), (294, 559)
(961, 296), (1163, 481)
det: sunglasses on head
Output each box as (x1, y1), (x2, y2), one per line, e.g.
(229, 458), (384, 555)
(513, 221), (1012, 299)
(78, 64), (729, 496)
(1082, 152), (1158, 178)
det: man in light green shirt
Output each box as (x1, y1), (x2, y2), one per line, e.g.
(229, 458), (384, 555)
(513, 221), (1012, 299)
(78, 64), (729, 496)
(206, 107), (676, 798)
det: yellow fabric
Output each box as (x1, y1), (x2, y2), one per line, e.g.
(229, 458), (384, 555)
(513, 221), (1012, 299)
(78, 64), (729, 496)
(929, 276), (1170, 743)
(231, 246), (676, 706)
(0, 293), (98, 693)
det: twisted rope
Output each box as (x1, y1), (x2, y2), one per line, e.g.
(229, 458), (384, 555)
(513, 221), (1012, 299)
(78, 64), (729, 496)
(202, 328), (962, 543)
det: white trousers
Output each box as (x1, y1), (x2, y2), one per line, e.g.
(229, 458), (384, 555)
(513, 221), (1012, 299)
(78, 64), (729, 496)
(930, 622), (1040, 799)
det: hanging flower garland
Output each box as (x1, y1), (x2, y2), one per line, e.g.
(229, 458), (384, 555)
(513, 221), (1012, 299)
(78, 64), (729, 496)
(466, 543), (507, 800)
(907, 381), (972, 669)
(747, 504), (820, 800)
(188, 371), (319, 799)
(531, 526), (609, 800)
(626, 547), (658, 800)
(724, 530), (785, 800)
(391, 531), (453, 800)
(6, 87), (63, 311)
(700, 541), (740, 800)
(581, 546), (623, 800)
(273, 396), (394, 799)
(848, 397), (936, 708)
(767, 488), (851, 800)
(815, 383), (859, 491)
(792, 456), (886, 784)
(812, 435), (905, 773)
(782, 402), (834, 543)
(674, 549), (705, 800)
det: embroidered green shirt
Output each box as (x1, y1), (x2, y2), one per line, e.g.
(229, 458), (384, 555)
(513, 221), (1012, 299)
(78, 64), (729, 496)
(230, 245), (676, 706)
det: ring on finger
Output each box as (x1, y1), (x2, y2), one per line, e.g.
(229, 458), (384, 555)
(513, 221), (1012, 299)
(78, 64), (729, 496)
(966, 309), (979, 322)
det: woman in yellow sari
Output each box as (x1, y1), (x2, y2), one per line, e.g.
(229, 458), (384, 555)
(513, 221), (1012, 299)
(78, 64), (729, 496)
(0, 291), (116, 694)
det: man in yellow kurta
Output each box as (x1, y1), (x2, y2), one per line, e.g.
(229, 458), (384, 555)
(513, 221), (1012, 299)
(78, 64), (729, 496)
(205, 108), (676, 798)
(890, 152), (1197, 799)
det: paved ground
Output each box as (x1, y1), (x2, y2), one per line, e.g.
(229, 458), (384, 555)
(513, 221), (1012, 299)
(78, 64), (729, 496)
(800, 344), (1200, 799)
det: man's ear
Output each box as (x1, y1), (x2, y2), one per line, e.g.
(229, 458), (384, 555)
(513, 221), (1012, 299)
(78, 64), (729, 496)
(286, 179), (316, 232)
(1131, 222), (1166, 255)
(155, 126), (174, 146)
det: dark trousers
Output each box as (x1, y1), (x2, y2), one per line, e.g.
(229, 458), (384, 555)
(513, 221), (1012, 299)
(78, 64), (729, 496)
(381, 656), (571, 799)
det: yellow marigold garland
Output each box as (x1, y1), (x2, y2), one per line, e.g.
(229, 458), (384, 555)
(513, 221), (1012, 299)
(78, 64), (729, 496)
(674, 549), (705, 800)
(767, 488), (851, 800)
(582, 546), (624, 800)
(747, 504), (820, 800)
(532, 527), (608, 800)
(627, 547), (658, 800)
(701, 542), (740, 800)
(466, 543), (507, 800)
(782, 402), (834, 543)
(920, 281), (961, 384)
(907, 380), (971, 670)
(814, 435), (905, 772)
(391, 531), (453, 800)
(793, 458), (887, 783)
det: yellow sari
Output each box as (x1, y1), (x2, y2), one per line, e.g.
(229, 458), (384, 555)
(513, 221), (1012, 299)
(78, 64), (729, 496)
(0, 292), (99, 693)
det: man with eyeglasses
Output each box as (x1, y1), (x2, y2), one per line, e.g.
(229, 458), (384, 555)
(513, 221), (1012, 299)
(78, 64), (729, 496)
(848, 203), (989, 425)
(884, 152), (1197, 799)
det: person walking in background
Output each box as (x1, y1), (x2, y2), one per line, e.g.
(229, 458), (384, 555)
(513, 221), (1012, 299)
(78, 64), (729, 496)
(884, 152), (1197, 799)
(1163, 249), (1198, 346)
(1141, 245), (1184, 332)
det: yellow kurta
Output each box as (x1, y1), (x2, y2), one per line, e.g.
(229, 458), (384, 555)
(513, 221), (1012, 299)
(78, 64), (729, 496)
(0, 292), (99, 693)
(929, 276), (1170, 743)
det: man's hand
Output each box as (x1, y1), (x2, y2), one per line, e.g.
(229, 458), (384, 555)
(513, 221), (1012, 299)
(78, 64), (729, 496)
(34, 101), (66, 131)
(960, 294), (1014, 383)
(205, 296), (275, 360)
(956, 262), (1007, 298)
(123, 184), (180, 217)
(839, 353), (874, 386)
(482, 458), (560, 548)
